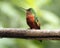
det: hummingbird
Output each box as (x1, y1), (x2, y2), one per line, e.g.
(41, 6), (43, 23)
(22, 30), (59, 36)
(26, 8), (42, 42)
(26, 8), (40, 29)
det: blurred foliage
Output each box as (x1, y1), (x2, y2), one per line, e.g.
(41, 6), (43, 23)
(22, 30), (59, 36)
(0, 0), (60, 48)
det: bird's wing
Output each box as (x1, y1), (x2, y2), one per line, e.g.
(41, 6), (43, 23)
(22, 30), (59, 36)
(34, 16), (40, 28)
(30, 8), (40, 28)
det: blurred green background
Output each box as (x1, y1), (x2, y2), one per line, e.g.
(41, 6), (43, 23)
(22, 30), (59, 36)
(0, 0), (60, 48)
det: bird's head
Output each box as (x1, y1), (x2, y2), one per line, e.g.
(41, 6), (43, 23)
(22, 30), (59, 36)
(26, 8), (32, 12)
(26, 8), (36, 16)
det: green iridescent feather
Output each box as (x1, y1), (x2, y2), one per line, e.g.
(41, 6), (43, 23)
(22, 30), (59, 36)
(29, 8), (40, 28)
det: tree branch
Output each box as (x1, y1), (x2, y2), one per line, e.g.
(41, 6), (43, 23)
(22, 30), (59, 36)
(0, 28), (60, 40)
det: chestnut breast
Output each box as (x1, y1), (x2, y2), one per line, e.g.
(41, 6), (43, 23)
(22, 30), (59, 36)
(26, 15), (38, 29)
